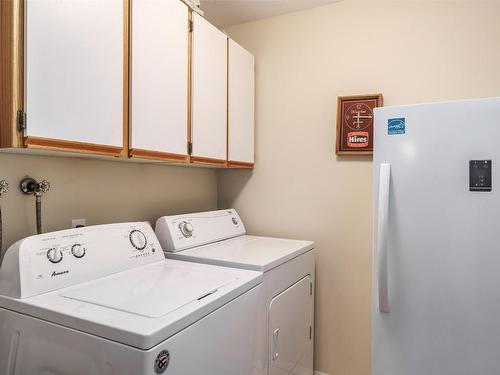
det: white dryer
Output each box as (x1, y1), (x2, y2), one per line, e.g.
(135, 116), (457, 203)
(0, 222), (263, 375)
(155, 209), (315, 375)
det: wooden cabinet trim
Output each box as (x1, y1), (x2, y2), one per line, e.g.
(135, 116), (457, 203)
(191, 155), (227, 167)
(228, 160), (254, 169)
(129, 148), (189, 163)
(0, 0), (23, 148)
(25, 136), (123, 157)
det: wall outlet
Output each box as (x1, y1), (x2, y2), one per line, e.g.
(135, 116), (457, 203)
(71, 218), (86, 228)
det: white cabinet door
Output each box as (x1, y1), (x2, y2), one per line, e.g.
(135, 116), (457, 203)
(228, 39), (254, 165)
(130, 0), (189, 161)
(25, 0), (124, 151)
(269, 275), (313, 375)
(191, 13), (227, 163)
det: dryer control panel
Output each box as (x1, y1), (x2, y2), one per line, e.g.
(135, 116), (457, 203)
(0, 222), (164, 298)
(155, 209), (246, 252)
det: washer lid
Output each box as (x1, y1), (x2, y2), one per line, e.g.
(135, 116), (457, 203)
(61, 262), (237, 318)
(0, 259), (262, 350)
(168, 235), (314, 272)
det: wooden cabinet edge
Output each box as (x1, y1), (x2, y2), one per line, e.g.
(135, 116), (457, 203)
(0, 0), (24, 149)
(191, 156), (228, 167)
(228, 160), (254, 169)
(24, 136), (124, 157)
(129, 148), (189, 163)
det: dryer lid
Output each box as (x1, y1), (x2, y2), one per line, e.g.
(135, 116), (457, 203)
(61, 261), (237, 318)
(168, 235), (314, 272)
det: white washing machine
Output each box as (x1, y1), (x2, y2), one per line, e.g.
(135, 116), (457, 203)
(155, 209), (315, 375)
(0, 222), (263, 375)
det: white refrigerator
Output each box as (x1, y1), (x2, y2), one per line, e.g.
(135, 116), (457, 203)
(373, 97), (500, 375)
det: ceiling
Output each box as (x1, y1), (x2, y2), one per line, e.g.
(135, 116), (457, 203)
(199, 0), (340, 29)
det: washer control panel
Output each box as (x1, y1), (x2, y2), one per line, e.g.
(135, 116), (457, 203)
(0, 222), (165, 298)
(155, 209), (246, 253)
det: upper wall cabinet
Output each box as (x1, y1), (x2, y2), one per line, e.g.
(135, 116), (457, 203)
(190, 13), (228, 166)
(228, 40), (255, 168)
(130, 0), (189, 162)
(1, 0), (254, 168)
(23, 0), (126, 156)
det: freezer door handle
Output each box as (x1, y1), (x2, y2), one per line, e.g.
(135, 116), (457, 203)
(377, 163), (391, 313)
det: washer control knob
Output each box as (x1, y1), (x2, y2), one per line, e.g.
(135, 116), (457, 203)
(129, 229), (147, 250)
(47, 248), (63, 264)
(179, 221), (193, 238)
(71, 244), (85, 258)
(232, 217), (238, 225)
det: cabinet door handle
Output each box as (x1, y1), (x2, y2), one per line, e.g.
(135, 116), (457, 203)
(272, 328), (279, 361)
(376, 163), (391, 313)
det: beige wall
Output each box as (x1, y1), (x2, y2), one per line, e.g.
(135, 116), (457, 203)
(219, 2), (500, 374)
(0, 153), (217, 253)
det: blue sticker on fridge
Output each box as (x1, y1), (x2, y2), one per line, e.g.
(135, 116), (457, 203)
(388, 118), (406, 135)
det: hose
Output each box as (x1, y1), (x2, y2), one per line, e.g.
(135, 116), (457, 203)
(19, 178), (48, 236)
(36, 194), (42, 235)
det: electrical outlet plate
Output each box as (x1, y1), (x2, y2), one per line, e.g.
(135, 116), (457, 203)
(71, 219), (86, 228)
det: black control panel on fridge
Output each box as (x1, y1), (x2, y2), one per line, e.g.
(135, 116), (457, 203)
(469, 160), (492, 192)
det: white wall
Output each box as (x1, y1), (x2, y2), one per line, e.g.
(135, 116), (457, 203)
(0, 153), (217, 254)
(218, 2), (500, 374)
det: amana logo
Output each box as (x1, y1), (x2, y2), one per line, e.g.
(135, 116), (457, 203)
(347, 131), (369, 148)
(154, 350), (170, 374)
(51, 270), (69, 277)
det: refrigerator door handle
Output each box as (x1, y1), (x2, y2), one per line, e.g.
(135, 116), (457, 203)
(377, 163), (391, 313)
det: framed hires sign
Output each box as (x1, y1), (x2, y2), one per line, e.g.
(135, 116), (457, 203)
(335, 94), (383, 155)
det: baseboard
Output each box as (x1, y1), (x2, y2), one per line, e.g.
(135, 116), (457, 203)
(314, 372), (332, 375)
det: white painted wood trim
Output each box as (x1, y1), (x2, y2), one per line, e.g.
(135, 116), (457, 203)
(314, 371), (332, 375)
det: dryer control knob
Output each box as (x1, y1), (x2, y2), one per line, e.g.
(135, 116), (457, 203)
(47, 248), (63, 264)
(179, 221), (193, 238)
(129, 229), (147, 250)
(71, 244), (86, 258)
